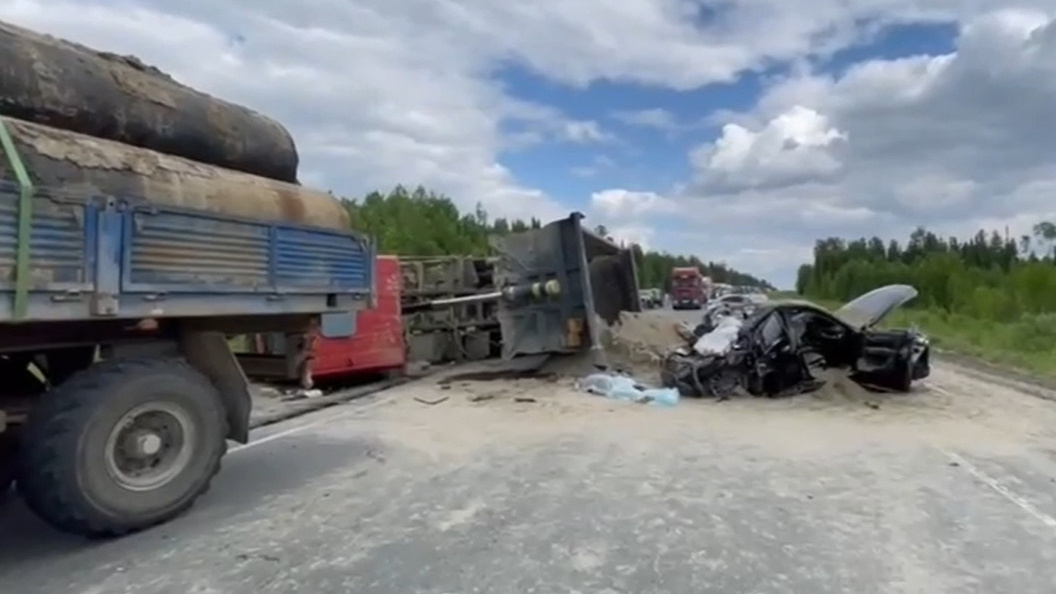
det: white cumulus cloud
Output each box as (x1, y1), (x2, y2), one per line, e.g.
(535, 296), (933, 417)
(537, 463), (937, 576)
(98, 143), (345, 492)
(591, 189), (678, 219)
(691, 105), (847, 192)
(4, 0), (1056, 286)
(656, 8), (1056, 285)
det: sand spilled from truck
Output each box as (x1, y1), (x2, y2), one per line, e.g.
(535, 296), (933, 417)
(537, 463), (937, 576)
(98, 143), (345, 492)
(356, 308), (1056, 461)
(598, 311), (686, 379)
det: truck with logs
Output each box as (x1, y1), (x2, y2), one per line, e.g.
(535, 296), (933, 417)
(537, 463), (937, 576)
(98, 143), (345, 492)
(0, 21), (375, 537)
(0, 20), (643, 539)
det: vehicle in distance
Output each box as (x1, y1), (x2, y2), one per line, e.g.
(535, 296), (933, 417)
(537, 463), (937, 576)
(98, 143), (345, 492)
(670, 267), (706, 310)
(638, 288), (662, 309)
(705, 293), (757, 319)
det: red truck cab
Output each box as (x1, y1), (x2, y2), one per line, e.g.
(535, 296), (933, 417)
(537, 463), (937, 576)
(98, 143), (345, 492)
(238, 255), (406, 385)
(311, 255), (406, 381)
(670, 267), (706, 310)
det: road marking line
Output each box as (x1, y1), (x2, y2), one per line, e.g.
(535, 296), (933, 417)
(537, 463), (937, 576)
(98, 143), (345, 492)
(944, 450), (1056, 530)
(230, 394), (396, 453)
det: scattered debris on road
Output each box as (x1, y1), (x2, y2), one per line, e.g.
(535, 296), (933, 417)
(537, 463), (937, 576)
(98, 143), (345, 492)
(578, 371), (679, 406)
(414, 395), (450, 406)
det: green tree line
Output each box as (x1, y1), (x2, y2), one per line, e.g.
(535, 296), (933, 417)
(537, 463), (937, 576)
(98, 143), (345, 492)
(795, 222), (1056, 374)
(796, 223), (1056, 321)
(628, 243), (773, 292)
(341, 185), (772, 290)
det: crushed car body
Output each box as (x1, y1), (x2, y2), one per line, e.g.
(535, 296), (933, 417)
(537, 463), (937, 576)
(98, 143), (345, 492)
(661, 285), (931, 398)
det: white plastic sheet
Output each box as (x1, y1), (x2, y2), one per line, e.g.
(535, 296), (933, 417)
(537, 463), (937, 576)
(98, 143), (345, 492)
(692, 315), (743, 356)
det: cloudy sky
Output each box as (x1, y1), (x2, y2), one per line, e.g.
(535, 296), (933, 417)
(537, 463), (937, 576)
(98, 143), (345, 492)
(3, 1), (1055, 288)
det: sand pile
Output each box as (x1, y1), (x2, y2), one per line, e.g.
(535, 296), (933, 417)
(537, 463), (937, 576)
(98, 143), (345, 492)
(608, 311), (686, 353)
(599, 311), (688, 378)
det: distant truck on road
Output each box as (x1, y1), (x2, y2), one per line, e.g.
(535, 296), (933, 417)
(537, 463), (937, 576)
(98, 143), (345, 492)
(670, 267), (708, 310)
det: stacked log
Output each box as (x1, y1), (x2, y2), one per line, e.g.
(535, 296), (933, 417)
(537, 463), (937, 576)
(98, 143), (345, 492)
(0, 117), (349, 230)
(0, 20), (351, 230)
(0, 20), (300, 183)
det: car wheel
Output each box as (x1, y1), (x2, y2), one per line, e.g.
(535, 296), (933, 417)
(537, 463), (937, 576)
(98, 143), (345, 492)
(894, 356), (914, 393)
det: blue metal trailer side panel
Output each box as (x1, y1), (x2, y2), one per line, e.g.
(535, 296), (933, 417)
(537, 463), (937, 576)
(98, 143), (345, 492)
(0, 183), (373, 322)
(0, 189), (92, 293)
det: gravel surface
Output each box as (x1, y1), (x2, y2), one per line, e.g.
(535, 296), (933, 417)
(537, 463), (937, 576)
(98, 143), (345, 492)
(3, 309), (1056, 594)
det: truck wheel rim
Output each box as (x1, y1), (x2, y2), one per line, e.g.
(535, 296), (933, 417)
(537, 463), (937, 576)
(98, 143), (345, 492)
(104, 401), (196, 492)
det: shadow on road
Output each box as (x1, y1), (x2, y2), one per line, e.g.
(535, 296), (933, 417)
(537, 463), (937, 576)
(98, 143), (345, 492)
(0, 431), (382, 578)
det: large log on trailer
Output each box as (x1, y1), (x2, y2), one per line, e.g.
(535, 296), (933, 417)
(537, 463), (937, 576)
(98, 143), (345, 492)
(0, 20), (300, 183)
(0, 117), (349, 230)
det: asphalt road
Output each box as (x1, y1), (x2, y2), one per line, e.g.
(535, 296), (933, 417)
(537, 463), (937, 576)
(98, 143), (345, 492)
(4, 309), (1056, 594)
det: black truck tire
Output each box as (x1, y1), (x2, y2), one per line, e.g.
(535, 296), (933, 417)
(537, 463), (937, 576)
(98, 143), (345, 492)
(16, 357), (228, 537)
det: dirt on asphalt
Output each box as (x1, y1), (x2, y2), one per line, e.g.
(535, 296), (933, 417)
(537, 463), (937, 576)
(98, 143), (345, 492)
(9, 311), (1056, 594)
(368, 308), (1056, 462)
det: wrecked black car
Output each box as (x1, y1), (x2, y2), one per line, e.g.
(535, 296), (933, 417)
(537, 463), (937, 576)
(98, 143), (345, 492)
(662, 285), (931, 398)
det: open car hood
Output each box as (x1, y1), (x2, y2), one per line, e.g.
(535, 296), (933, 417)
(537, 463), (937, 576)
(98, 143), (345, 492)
(834, 284), (918, 330)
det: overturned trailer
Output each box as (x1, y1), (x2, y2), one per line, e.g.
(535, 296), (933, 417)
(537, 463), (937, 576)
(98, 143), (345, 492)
(399, 216), (642, 364)
(399, 255), (501, 364)
(239, 213), (643, 382)
(489, 213), (640, 363)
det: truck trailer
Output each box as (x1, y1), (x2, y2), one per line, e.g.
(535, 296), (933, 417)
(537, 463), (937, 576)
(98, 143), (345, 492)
(0, 121), (375, 537)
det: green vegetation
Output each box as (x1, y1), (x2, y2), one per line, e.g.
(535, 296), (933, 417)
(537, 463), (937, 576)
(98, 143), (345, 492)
(343, 186), (542, 256)
(342, 185), (772, 290)
(630, 245), (773, 292)
(796, 223), (1056, 376)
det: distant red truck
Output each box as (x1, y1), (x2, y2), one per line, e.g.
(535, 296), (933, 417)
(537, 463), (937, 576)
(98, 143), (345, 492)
(670, 266), (707, 310)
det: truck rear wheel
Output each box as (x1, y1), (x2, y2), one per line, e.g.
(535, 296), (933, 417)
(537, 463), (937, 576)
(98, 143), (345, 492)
(16, 357), (228, 537)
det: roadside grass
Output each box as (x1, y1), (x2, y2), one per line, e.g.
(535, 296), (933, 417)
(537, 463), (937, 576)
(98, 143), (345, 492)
(800, 295), (1056, 379)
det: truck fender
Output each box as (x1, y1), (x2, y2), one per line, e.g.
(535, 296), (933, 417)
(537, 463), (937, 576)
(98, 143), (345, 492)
(179, 329), (252, 443)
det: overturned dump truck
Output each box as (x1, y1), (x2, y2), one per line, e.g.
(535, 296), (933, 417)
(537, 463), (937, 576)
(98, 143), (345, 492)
(237, 214), (643, 384)
(402, 214), (642, 364)
(0, 22), (373, 538)
(400, 255), (502, 364)
(487, 214), (641, 362)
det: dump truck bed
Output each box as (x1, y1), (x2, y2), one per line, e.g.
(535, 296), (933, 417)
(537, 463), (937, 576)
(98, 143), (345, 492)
(0, 181), (373, 322)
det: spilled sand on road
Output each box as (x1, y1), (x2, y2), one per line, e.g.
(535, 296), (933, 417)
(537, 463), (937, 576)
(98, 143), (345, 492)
(319, 309), (1056, 464)
(333, 360), (1056, 468)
